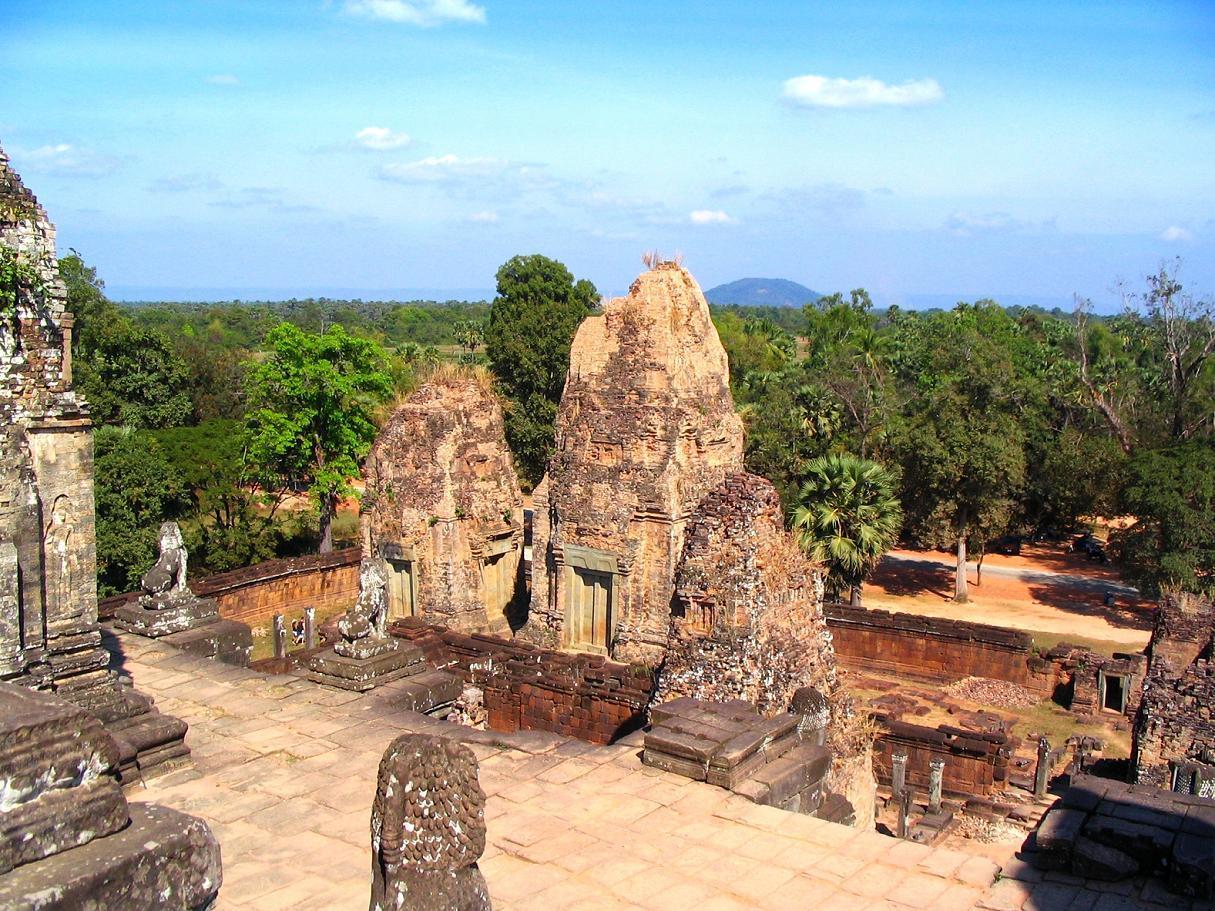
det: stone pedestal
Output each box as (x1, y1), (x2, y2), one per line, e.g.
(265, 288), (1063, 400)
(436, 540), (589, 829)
(304, 638), (426, 692)
(162, 618), (253, 666)
(0, 681), (221, 909)
(113, 594), (219, 638)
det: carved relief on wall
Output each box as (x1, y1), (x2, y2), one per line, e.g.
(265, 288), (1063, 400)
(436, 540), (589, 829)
(42, 494), (74, 618)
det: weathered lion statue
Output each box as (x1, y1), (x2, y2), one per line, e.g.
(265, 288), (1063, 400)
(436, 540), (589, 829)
(369, 734), (491, 911)
(140, 521), (189, 604)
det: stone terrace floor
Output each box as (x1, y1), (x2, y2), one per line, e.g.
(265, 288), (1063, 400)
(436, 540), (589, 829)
(108, 630), (1202, 911)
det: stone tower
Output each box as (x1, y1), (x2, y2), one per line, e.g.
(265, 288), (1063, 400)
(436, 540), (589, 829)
(652, 471), (837, 714)
(523, 263), (744, 664)
(361, 370), (524, 634)
(0, 145), (188, 775)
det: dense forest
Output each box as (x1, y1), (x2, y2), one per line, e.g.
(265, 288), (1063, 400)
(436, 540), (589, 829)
(66, 252), (1213, 605)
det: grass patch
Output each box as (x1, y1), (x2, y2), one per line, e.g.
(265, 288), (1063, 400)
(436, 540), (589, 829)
(1005, 700), (1132, 759)
(1026, 628), (1143, 659)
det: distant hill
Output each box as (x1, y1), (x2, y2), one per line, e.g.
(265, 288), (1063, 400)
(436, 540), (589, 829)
(704, 278), (820, 308)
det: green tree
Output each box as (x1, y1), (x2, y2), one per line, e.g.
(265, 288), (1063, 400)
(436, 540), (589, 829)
(59, 251), (121, 353)
(804, 290), (895, 460)
(893, 303), (1039, 601)
(791, 454), (903, 606)
(453, 319), (484, 362)
(153, 420), (288, 573)
(484, 254), (597, 486)
(75, 319), (194, 429)
(1075, 263), (1215, 451)
(244, 323), (392, 552)
(93, 426), (189, 596)
(1117, 440), (1215, 597)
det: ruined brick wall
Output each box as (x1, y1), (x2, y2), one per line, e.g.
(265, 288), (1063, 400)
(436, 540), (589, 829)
(826, 605), (1037, 687)
(99, 548), (362, 626)
(0, 146), (117, 714)
(652, 472), (835, 715)
(524, 264), (744, 663)
(390, 617), (652, 744)
(362, 373), (523, 634)
(875, 719), (1011, 798)
(1133, 593), (1215, 787)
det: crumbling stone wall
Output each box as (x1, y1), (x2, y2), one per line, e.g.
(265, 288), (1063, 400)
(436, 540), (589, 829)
(653, 472), (835, 715)
(524, 264), (744, 663)
(362, 373), (524, 633)
(1132, 592), (1215, 788)
(390, 617), (653, 744)
(826, 604), (1037, 687)
(875, 719), (1012, 798)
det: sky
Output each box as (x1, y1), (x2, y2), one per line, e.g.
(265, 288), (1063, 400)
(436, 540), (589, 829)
(1, 0), (1213, 307)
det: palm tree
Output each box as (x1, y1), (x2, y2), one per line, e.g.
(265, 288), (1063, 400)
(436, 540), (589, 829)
(791, 454), (903, 606)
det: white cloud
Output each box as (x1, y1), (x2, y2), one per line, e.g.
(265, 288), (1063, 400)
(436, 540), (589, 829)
(206, 74), (240, 86)
(148, 173), (222, 193)
(946, 211), (1020, 235)
(782, 75), (943, 109)
(377, 154), (505, 183)
(19, 144), (121, 178)
(689, 209), (734, 225)
(943, 211), (1058, 237)
(355, 126), (411, 151)
(467, 210), (499, 223)
(1160, 225), (1193, 243)
(344, 0), (485, 26)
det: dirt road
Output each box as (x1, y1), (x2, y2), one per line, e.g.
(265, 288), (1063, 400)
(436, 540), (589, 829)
(863, 545), (1154, 650)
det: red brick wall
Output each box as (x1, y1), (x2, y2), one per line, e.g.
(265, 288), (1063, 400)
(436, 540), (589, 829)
(99, 548), (361, 627)
(874, 719), (1011, 798)
(826, 604), (1036, 687)
(391, 618), (652, 744)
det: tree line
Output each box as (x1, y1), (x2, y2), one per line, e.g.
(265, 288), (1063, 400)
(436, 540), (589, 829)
(65, 251), (1213, 604)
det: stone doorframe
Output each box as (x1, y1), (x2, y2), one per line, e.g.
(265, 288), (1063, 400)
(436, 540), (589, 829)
(560, 544), (620, 655)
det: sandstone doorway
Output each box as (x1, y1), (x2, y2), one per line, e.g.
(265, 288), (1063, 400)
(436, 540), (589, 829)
(386, 558), (416, 620)
(482, 551), (514, 618)
(567, 567), (612, 654)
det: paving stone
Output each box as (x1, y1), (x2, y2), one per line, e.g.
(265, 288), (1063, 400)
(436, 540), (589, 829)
(975, 876), (1033, 911)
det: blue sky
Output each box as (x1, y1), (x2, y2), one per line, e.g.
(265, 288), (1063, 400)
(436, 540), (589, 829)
(2, 1), (1212, 306)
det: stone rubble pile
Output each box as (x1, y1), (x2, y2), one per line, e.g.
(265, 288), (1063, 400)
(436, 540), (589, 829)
(944, 675), (1039, 709)
(1031, 772), (1215, 899)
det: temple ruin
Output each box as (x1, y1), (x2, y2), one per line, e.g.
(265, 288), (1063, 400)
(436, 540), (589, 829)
(361, 370), (524, 634)
(653, 471), (836, 714)
(0, 145), (221, 908)
(0, 147), (189, 778)
(524, 263), (744, 663)
(1132, 591), (1215, 792)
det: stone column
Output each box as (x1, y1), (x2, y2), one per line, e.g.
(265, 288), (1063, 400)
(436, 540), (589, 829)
(273, 614), (286, 659)
(928, 757), (945, 814)
(891, 749), (909, 797)
(304, 607), (316, 650)
(1035, 737), (1051, 798)
(897, 788), (913, 840)
(59, 312), (74, 387)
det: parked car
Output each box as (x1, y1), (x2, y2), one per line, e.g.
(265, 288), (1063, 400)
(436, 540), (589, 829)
(1073, 533), (1110, 564)
(989, 534), (1023, 555)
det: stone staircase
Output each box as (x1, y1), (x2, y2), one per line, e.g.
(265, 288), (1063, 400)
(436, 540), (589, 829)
(642, 697), (856, 824)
